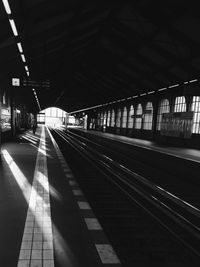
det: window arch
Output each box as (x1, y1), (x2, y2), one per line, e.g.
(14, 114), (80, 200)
(121, 106), (128, 128)
(134, 104), (142, 129)
(110, 109), (115, 127)
(174, 96), (186, 112)
(127, 105), (134, 128)
(107, 110), (111, 126)
(97, 112), (101, 126)
(143, 102), (153, 130)
(100, 112), (104, 126)
(157, 99), (170, 130)
(191, 96), (200, 134)
(116, 108), (121, 127)
(103, 111), (107, 126)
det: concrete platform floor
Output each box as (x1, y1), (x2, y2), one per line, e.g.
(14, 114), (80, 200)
(0, 126), (121, 267)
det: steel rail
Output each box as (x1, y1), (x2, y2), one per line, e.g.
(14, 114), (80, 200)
(65, 128), (200, 220)
(50, 127), (200, 258)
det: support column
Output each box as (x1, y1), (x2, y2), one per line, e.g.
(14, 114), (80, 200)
(10, 92), (16, 137)
(152, 95), (159, 141)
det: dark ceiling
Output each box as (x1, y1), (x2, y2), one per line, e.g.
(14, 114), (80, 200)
(1, 0), (200, 113)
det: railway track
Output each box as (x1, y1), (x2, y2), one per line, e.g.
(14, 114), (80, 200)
(50, 127), (200, 267)
(67, 128), (200, 209)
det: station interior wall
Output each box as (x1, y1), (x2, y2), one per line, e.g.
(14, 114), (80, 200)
(85, 88), (200, 149)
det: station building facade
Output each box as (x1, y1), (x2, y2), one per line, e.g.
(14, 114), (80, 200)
(82, 82), (200, 149)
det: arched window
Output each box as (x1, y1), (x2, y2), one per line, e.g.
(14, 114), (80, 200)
(97, 112), (101, 126)
(110, 109), (115, 127)
(135, 104), (142, 129)
(99, 112), (104, 126)
(116, 108), (121, 127)
(52, 108), (57, 117)
(157, 99), (170, 130)
(46, 108), (51, 116)
(127, 105), (134, 129)
(174, 96), (186, 112)
(191, 96), (200, 134)
(143, 102), (153, 130)
(107, 110), (111, 126)
(121, 107), (127, 128)
(103, 111), (107, 126)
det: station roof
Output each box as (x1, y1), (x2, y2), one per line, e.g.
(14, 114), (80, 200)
(0, 1), (200, 113)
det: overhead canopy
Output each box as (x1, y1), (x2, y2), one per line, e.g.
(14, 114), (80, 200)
(0, 0), (200, 112)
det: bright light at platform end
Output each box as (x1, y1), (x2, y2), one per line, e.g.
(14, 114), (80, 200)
(37, 107), (66, 127)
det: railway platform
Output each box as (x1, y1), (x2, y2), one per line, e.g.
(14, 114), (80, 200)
(0, 125), (121, 267)
(73, 128), (200, 163)
(1, 125), (200, 267)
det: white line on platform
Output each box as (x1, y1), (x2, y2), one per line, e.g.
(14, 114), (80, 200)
(17, 126), (54, 267)
(65, 174), (74, 179)
(46, 127), (121, 266)
(68, 180), (77, 186)
(72, 189), (83, 196)
(95, 244), (120, 264)
(77, 201), (91, 210)
(84, 218), (102, 230)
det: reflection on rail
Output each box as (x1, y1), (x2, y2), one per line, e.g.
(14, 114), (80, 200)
(50, 126), (200, 259)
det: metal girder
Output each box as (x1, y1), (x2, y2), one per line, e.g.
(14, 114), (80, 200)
(103, 21), (185, 85)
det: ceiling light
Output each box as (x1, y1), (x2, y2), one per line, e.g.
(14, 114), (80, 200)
(17, 42), (23, 53)
(2, 1), (29, 77)
(25, 66), (28, 71)
(158, 87), (167, 91)
(168, 84), (179, 88)
(21, 54), (26, 62)
(9, 19), (18, 36)
(2, 0), (11, 15)
(189, 79), (198, 83)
